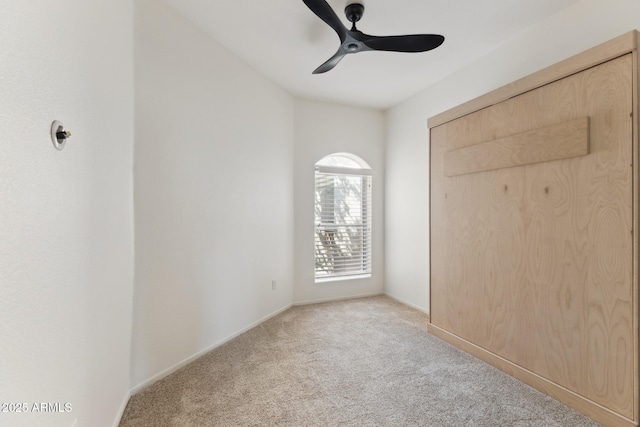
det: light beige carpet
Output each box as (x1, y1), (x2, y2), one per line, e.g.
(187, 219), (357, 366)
(119, 296), (600, 426)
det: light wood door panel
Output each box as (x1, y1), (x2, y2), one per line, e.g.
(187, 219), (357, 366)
(430, 54), (634, 417)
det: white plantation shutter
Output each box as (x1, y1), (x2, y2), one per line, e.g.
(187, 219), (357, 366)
(315, 166), (372, 280)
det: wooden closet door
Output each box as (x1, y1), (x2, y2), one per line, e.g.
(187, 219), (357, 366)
(430, 54), (634, 417)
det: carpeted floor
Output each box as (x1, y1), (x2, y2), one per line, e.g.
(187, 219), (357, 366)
(119, 296), (600, 426)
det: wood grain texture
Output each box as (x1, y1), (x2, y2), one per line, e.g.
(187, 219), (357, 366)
(430, 54), (635, 420)
(632, 44), (639, 423)
(443, 117), (590, 177)
(428, 31), (638, 129)
(428, 324), (638, 427)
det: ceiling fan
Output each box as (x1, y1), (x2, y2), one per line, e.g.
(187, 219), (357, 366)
(302, 0), (445, 74)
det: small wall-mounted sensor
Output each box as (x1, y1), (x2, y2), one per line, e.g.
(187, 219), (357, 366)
(50, 120), (71, 151)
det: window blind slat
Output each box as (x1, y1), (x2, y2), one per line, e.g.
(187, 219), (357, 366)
(315, 169), (372, 280)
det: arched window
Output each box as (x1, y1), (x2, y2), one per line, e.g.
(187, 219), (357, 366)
(315, 153), (372, 280)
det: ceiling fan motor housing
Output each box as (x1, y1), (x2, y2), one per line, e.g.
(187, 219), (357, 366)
(345, 3), (364, 23)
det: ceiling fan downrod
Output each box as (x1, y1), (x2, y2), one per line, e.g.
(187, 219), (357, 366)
(345, 3), (364, 31)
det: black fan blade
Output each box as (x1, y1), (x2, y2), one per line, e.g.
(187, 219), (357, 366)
(302, 0), (347, 42)
(363, 34), (444, 53)
(313, 49), (346, 74)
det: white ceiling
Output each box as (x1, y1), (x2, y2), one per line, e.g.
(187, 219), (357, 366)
(163, 0), (581, 110)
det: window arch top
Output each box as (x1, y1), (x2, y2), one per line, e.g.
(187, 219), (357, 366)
(316, 153), (371, 170)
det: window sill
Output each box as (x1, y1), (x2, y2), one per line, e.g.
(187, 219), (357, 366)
(315, 274), (372, 284)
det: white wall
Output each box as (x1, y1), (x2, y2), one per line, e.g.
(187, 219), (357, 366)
(384, 0), (640, 312)
(0, 1), (134, 426)
(131, 0), (295, 390)
(293, 98), (385, 304)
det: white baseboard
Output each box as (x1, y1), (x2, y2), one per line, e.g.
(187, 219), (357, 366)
(112, 391), (131, 427)
(293, 292), (384, 306)
(384, 293), (430, 316)
(129, 303), (293, 395)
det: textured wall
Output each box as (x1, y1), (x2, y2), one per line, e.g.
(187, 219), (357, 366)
(132, 0), (295, 391)
(0, 1), (134, 426)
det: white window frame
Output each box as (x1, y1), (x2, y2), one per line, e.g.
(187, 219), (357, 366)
(314, 157), (372, 282)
